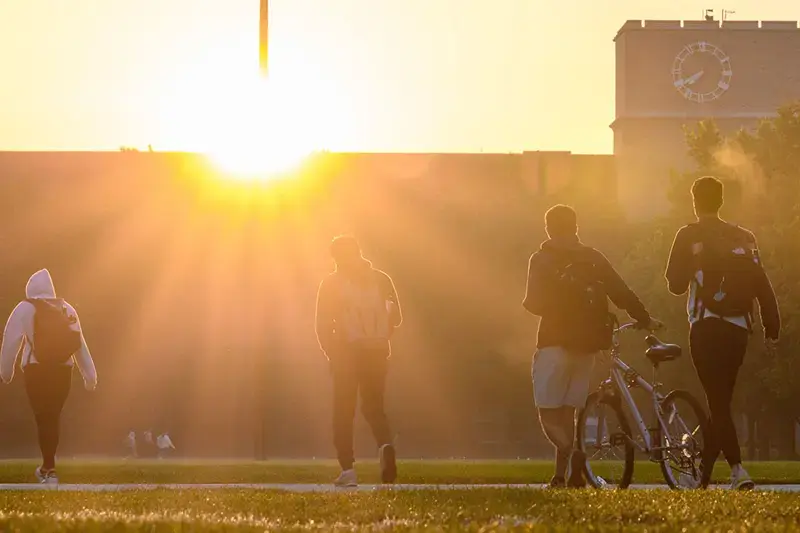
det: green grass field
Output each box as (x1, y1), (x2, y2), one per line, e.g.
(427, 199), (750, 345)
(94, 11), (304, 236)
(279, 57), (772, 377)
(2, 459), (800, 485)
(2, 488), (800, 531)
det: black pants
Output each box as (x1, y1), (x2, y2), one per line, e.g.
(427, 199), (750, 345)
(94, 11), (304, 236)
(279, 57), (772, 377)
(331, 347), (392, 470)
(689, 318), (748, 481)
(24, 364), (72, 471)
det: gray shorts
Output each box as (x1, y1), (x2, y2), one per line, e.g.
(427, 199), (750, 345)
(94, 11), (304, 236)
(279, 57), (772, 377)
(532, 346), (596, 409)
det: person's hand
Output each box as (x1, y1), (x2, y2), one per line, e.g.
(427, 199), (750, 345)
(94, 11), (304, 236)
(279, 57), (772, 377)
(84, 379), (97, 392)
(639, 318), (664, 332)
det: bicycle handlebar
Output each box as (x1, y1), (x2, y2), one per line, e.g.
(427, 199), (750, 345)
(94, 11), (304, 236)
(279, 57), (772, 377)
(614, 322), (640, 333)
(614, 321), (665, 335)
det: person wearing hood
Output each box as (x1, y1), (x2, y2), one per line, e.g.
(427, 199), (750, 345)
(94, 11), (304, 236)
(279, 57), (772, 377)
(315, 235), (402, 488)
(523, 205), (660, 488)
(0, 269), (97, 484)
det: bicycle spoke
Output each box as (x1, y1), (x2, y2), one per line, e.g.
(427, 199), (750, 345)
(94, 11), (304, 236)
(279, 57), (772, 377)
(658, 392), (707, 489)
(579, 394), (634, 488)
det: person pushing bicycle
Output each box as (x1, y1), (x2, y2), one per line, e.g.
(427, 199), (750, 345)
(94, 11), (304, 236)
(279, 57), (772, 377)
(523, 204), (662, 488)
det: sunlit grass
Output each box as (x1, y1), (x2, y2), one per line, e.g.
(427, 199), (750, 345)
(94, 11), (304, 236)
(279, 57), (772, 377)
(1, 488), (800, 531)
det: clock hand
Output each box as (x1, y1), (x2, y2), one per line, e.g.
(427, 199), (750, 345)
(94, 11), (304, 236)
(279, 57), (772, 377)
(685, 70), (704, 85)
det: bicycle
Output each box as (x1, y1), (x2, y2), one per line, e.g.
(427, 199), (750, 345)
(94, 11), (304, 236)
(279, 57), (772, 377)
(576, 320), (709, 489)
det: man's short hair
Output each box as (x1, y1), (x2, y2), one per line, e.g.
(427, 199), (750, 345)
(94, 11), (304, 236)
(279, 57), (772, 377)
(545, 204), (578, 237)
(692, 176), (724, 213)
(330, 235), (362, 262)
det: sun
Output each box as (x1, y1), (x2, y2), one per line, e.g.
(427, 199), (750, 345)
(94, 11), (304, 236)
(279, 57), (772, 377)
(152, 37), (351, 182)
(206, 77), (313, 181)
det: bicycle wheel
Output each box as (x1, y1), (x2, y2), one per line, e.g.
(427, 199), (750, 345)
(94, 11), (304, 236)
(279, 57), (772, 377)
(658, 389), (708, 489)
(577, 390), (635, 489)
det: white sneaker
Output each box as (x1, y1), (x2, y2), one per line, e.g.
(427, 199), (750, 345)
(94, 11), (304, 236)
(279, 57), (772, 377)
(35, 467), (58, 485)
(334, 469), (357, 488)
(731, 466), (755, 491)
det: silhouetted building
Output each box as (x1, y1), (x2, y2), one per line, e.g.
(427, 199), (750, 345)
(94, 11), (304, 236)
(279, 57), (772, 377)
(612, 19), (800, 216)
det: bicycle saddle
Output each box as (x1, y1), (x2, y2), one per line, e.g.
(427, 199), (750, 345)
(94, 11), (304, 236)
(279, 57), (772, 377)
(644, 335), (682, 364)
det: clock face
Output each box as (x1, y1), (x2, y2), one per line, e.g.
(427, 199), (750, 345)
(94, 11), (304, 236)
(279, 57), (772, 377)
(672, 42), (732, 103)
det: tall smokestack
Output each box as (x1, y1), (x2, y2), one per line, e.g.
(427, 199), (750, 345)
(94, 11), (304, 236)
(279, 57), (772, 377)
(259, 0), (269, 76)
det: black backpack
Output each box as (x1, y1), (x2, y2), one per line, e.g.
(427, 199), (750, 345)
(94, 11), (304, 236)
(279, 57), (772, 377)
(693, 224), (763, 321)
(26, 298), (82, 365)
(543, 248), (614, 353)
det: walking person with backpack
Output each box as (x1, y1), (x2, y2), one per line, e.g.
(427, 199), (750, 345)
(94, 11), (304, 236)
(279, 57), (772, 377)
(523, 205), (661, 488)
(665, 177), (780, 490)
(0, 269), (97, 484)
(315, 235), (401, 487)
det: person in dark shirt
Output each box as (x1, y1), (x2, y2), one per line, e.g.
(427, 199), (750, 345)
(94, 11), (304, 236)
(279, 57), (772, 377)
(523, 205), (660, 488)
(665, 176), (780, 490)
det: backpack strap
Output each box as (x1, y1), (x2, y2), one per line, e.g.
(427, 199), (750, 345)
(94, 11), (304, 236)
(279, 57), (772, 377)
(539, 244), (595, 270)
(25, 298), (67, 313)
(687, 223), (711, 321)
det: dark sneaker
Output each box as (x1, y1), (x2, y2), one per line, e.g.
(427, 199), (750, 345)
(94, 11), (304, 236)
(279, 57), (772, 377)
(547, 476), (566, 489)
(379, 444), (397, 484)
(567, 450), (587, 488)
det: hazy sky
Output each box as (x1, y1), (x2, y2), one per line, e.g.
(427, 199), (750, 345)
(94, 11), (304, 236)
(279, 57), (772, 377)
(0, 1), (796, 154)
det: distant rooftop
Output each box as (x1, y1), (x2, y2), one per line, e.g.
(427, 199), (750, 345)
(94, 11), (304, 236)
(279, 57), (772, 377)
(615, 19), (799, 40)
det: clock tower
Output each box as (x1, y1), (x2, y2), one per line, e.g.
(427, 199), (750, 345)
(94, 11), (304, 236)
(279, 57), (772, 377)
(611, 19), (800, 217)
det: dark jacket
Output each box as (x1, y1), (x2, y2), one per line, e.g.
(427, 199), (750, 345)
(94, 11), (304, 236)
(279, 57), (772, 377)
(523, 237), (651, 349)
(664, 218), (780, 340)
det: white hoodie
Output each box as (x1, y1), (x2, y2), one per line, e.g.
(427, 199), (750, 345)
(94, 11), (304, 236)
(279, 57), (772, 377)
(0, 269), (97, 388)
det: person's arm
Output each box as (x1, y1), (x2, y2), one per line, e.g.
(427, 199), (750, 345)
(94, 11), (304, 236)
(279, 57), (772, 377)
(751, 237), (781, 340)
(67, 305), (97, 390)
(0, 302), (30, 384)
(665, 227), (693, 296)
(522, 254), (548, 316)
(315, 277), (336, 356)
(595, 251), (651, 325)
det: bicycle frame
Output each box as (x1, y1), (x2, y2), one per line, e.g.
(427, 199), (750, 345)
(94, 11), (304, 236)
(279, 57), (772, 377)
(597, 323), (672, 456)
